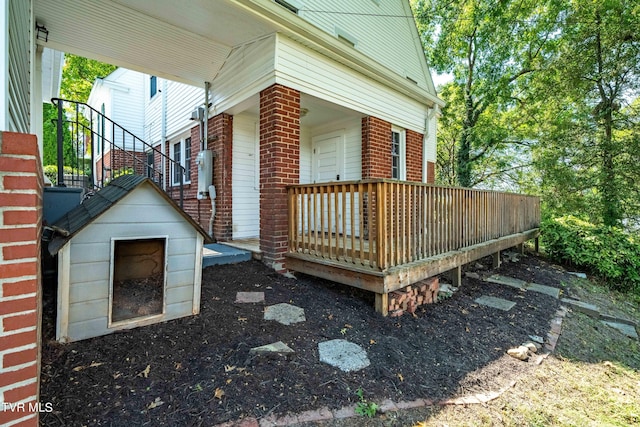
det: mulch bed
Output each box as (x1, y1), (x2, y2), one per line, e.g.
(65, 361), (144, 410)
(39, 252), (572, 426)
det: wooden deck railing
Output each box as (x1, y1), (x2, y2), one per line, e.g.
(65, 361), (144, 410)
(287, 180), (540, 271)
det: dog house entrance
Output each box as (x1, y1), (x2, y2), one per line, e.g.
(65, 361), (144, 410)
(111, 237), (166, 323)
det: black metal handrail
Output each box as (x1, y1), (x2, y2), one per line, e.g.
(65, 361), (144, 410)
(51, 98), (184, 207)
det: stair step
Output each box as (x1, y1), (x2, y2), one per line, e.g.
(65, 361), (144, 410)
(203, 243), (252, 267)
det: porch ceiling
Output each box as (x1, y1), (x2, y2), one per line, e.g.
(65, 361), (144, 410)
(33, 0), (279, 86)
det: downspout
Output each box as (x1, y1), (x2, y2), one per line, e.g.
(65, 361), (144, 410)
(161, 78), (167, 190)
(423, 106), (438, 183)
(204, 82), (216, 238)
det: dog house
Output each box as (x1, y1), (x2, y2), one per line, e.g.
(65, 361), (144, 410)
(48, 175), (212, 342)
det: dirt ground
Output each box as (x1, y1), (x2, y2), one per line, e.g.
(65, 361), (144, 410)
(39, 252), (575, 426)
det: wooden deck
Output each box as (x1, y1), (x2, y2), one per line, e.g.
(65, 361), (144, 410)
(286, 180), (540, 315)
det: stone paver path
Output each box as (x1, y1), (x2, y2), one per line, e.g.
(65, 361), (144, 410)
(235, 292), (265, 303)
(474, 295), (516, 311)
(264, 303), (306, 325)
(318, 339), (370, 372)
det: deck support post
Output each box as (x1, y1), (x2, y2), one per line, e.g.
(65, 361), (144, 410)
(534, 237), (539, 253)
(447, 265), (462, 287)
(492, 251), (501, 269)
(517, 243), (524, 254)
(375, 293), (388, 316)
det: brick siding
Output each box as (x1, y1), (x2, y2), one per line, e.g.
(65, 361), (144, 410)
(406, 129), (423, 182)
(361, 116), (392, 179)
(0, 132), (43, 427)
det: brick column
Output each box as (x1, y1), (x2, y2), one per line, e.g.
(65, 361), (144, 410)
(361, 116), (392, 179)
(0, 132), (43, 427)
(259, 84), (300, 272)
(207, 113), (233, 241)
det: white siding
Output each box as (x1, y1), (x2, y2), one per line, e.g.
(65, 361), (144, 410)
(298, 0), (432, 91)
(299, 126), (312, 184)
(210, 35), (276, 113)
(232, 113), (259, 239)
(145, 87), (162, 143)
(165, 80), (201, 139)
(110, 70), (146, 149)
(57, 183), (203, 342)
(276, 35), (428, 134)
(5, 0), (31, 133)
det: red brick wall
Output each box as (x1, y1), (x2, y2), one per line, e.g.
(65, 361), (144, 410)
(0, 132), (43, 427)
(96, 149), (146, 184)
(146, 114), (233, 242)
(362, 116), (392, 179)
(207, 114), (233, 242)
(406, 129), (423, 182)
(259, 84), (300, 271)
(427, 161), (435, 184)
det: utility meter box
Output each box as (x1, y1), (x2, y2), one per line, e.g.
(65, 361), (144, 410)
(196, 150), (213, 198)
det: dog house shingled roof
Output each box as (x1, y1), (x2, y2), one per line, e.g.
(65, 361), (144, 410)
(48, 175), (212, 255)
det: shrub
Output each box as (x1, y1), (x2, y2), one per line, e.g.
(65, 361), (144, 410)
(43, 165), (85, 186)
(541, 216), (640, 294)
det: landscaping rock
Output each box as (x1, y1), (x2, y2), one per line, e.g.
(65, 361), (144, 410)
(507, 346), (529, 361)
(561, 298), (600, 318)
(475, 295), (516, 311)
(235, 292), (265, 303)
(318, 339), (370, 372)
(264, 303), (306, 325)
(250, 341), (294, 355)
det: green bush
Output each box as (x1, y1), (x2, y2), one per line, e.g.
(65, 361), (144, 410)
(541, 216), (640, 294)
(43, 165), (84, 185)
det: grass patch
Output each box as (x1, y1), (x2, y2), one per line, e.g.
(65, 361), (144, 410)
(379, 276), (640, 427)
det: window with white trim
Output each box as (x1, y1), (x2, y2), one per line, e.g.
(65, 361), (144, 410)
(149, 76), (158, 99)
(171, 137), (192, 185)
(391, 127), (406, 180)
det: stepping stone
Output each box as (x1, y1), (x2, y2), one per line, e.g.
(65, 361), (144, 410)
(601, 321), (638, 339)
(264, 303), (305, 325)
(561, 298), (600, 318)
(475, 295), (516, 311)
(568, 272), (587, 279)
(525, 282), (561, 298)
(250, 341), (295, 354)
(485, 275), (527, 289)
(318, 339), (370, 372)
(235, 292), (264, 303)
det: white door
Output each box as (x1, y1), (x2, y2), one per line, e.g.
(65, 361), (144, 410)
(312, 131), (344, 183)
(311, 131), (345, 234)
(232, 114), (259, 239)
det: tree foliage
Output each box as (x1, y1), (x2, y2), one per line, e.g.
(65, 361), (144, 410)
(413, 0), (639, 229)
(412, 0), (560, 187)
(42, 103), (73, 167)
(60, 54), (117, 102)
(527, 0), (640, 226)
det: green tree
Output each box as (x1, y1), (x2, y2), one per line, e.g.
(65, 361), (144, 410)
(528, 0), (640, 226)
(412, 0), (559, 187)
(42, 103), (74, 166)
(60, 54), (117, 102)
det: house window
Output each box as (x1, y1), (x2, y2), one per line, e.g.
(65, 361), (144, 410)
(184, 138), (192, 182)
(171, 137), (192, 185)
(150, 76), (157, 99)
(146, 151), (154, 179)
(391, 127), (406, 180)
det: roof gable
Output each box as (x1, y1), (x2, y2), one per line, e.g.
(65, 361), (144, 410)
(48, 175), (212, 254)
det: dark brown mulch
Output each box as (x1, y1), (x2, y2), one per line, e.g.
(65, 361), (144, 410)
(39, 252), (570, 426)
